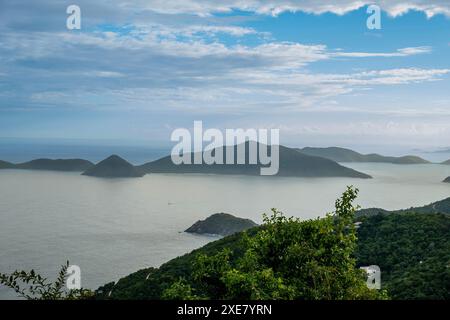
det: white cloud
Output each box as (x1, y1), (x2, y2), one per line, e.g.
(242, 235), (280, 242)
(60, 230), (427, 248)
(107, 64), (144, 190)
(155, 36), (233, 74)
(84, 71), (125, 78)
(117, 0), (450, 17)
(1, 0), (449, 147)
(1, 25), (447, 112)
(279, 121), (450, 138)
(356, 68), (450, 84)
(179, 25), (259, 37)
(334, 47), (432, 58)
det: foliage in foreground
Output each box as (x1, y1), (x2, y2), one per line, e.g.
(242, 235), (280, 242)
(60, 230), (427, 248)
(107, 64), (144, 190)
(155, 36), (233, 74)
(97, 187), (385, 300)
(102, 207), (449, 300)
(161, 187), (383, 300)
(7, 186), (449, 300)
(0, 261), (93, 300)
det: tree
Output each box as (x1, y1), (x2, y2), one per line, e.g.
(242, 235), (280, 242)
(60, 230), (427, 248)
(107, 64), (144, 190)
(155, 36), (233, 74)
(163, 186), (387, 300)
(0, 261), (93, 300)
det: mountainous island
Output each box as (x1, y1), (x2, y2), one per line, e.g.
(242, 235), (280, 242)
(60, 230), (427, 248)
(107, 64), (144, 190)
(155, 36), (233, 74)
(442, 159), (450, 165)
(82, 155), (144, 178)
(298, 147), (430, 164)
(444, 177), (450, 183)
(3, 144), (440, 178)
(185, 213), (258, 236)
(139, 143), (372, 179)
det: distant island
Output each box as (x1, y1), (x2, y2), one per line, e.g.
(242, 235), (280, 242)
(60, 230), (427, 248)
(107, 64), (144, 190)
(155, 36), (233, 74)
(444, 177), (450, 183)
(139, 143), (372, 179)
(185, 213), (258, 236)
(0, 158), (94, 171)
(357, 196), (450, 217)
(442, 159), (450, 165)
(16, 159), (94, 171)
(0, 160), (15, 169)
(298, 147), (430, 164)
(82, 155), (144, 178)
(7, 144), (442, 178)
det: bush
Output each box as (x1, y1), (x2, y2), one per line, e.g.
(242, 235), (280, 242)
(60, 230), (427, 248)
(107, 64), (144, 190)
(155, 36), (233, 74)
(162, 186), (386, 300)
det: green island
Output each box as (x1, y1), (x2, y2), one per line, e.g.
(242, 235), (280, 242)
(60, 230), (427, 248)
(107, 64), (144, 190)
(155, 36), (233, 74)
(185, 213), (258, 236)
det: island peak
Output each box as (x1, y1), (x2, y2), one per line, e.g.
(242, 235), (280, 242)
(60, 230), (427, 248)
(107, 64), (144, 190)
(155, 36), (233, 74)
(82, 155), (144, 178)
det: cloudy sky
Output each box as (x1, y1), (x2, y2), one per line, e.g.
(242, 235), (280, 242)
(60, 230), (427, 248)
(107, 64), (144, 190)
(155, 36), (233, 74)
(0, 1), (449, 151)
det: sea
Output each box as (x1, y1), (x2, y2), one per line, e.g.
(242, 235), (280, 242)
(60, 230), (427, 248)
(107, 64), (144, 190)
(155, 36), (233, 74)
(0, 142), (449, 299)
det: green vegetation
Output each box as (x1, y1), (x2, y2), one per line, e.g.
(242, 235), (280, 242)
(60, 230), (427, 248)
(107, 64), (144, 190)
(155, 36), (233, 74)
(356, 213), (450, 299)
(96, 187), (385, 300)
(97, 190), (450, 300)
(298, 147), (430, 164)
(357, 197), (450, 217)
(3, 188), (449, 300)
(0, 261), (93, 300)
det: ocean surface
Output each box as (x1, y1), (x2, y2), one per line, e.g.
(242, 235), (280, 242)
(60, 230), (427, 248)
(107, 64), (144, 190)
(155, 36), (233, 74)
(0, 140), (170, 164)
(0, 163), (449, 299)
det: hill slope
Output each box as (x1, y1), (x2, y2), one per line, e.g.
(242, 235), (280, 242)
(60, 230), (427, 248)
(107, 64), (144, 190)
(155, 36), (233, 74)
(357, 197), (450, 217)
(96, 230), (251, 299)
(298, 147), (429, 164)
(356, 212), (450, 299)
(442, 159), (450, 165)
(444, 177), (450, 183)
(82, 155), (144, 178)
(96, 209), (450, 300)
(139, 143), (371, 179)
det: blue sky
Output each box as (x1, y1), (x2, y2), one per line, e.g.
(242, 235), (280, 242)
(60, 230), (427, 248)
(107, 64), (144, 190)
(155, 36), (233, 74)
(0, 1), (450, 152)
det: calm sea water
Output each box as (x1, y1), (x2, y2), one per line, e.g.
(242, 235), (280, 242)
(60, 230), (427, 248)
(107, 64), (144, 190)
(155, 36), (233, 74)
(0, 163), (449, 299)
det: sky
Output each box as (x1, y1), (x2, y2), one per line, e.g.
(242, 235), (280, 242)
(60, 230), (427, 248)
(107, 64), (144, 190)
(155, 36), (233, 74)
(0, 0), (450, 152)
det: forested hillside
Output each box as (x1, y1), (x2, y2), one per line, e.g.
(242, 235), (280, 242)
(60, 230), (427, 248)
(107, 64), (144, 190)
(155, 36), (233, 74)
(96, 191), (450, 300)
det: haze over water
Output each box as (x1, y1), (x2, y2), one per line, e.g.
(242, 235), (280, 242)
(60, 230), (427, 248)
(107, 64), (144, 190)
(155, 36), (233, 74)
(0, 162), (449, 299)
